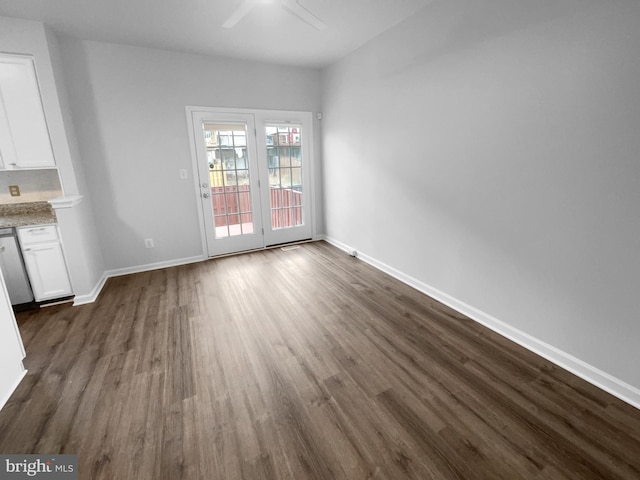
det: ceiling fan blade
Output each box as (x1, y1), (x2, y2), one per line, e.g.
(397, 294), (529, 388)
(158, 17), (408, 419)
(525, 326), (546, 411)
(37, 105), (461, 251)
(281, 0), (328, 31)
(222, 0), (257, 28)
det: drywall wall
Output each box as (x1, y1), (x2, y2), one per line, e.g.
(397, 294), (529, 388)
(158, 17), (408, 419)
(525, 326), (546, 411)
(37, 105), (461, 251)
(0, 16), (105, 300)
(57, 37), (323, 270)
(322, 0), (640, 392)
(43, 28), (106, 301)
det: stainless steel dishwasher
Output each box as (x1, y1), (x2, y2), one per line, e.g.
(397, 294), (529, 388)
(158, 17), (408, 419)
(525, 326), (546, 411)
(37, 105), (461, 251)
(0, 227), (34, 305)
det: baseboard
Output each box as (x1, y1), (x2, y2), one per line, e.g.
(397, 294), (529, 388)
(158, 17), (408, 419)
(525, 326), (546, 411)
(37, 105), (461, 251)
(0, 367), (27, 413)
(103, 255), (206, 278)
(322, 235), (640, 410)
(73, 255), (206, 306)
(73, 272), (108, 306)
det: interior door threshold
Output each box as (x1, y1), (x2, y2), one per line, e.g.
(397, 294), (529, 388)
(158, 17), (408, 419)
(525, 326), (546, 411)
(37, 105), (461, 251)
(209, 238), (315, 260)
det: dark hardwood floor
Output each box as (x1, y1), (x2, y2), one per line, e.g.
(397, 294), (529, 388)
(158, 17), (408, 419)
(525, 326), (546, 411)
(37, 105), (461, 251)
(1, 241), (639, 479)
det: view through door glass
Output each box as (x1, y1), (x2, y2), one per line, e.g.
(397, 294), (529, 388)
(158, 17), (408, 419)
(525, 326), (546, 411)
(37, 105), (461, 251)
(203, 123), (254, 238)
(266, 125), (304, 230)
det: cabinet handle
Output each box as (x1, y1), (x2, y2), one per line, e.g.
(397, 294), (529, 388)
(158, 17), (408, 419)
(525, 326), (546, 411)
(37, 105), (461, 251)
(23, 245), (55, 251)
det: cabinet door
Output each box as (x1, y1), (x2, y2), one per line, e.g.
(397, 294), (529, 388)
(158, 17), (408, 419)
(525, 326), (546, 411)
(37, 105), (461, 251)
(22, 243), (72, 301)
(0, 89), (18, 169)
(0, 55), (55, 169)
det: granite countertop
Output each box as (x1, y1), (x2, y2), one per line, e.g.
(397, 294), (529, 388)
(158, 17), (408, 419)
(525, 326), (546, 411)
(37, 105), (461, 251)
(0, 202), (57, 228)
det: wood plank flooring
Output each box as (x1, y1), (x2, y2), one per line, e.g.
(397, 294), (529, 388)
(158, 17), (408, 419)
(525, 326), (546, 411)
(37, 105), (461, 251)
(1, 241), (639, 479)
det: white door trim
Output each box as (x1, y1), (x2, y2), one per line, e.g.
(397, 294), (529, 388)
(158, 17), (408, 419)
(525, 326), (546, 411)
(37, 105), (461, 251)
(255, 110), (314, 247)
(186, 106), (316, 257)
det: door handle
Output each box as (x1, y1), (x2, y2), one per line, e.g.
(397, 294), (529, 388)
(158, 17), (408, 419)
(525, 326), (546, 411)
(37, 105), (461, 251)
(202, 193), (210, 198)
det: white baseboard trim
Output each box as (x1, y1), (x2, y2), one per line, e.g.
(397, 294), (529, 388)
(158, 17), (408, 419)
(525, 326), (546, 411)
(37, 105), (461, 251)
(73, 255), (206, 306)
(322, 235), (640, 410)
(73, 272), (108, 306)
(103, 255), (206, 279)
(0, 367), (27, 413)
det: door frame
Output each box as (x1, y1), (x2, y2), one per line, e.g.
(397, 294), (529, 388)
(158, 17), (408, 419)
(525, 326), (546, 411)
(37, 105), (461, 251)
(186, 106), (317, 258)
(191, 111), (264, 257)
(255, 109), (314, 247)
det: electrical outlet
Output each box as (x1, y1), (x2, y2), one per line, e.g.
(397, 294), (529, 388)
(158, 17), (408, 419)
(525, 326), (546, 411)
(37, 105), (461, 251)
(9, 185), (20, 196)
(144, 238), (154, 248)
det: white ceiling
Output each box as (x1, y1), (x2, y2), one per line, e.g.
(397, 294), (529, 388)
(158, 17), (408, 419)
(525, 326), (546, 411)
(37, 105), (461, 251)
(0, 0), (433, 68)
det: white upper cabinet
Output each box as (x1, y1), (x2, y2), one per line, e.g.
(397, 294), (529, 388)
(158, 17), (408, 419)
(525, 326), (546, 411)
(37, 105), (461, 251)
(0, 54), (56, 169)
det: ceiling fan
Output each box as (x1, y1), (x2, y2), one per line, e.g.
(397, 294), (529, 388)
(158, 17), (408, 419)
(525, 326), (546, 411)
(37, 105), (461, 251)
(222, 0), (328, 31)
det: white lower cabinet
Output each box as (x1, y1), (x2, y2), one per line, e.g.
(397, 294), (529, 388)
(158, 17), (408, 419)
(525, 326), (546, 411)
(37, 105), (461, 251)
(17, 225), (72, 302)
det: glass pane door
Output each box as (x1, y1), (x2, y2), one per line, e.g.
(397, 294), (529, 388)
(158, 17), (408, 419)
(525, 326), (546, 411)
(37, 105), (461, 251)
(192, 112), (264, 257)
(189, 108), (314, 256)
(257, 112), (313, 246)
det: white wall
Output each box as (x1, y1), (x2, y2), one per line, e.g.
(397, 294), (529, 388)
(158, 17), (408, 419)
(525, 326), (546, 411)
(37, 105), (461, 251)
(322, 0), (640, 395)
(57, 38), (323, 271)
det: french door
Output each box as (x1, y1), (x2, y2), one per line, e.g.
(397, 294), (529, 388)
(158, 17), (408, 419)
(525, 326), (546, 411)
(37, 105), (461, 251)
(189, 108), (314, 257)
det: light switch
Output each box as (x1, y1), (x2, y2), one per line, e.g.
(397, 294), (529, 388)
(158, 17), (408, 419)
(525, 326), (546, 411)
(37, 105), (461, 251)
(179, 169), (188, 180)
(9, 185), (20, 196)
